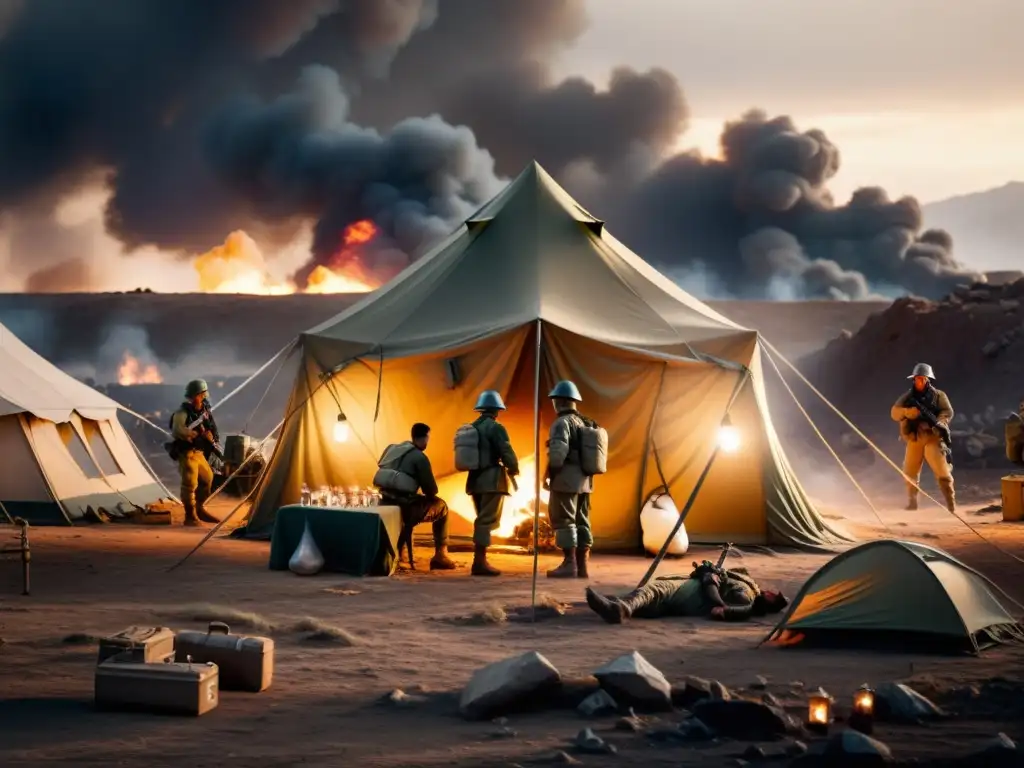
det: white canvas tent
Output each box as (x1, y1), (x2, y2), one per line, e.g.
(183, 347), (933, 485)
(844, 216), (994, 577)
(242, 161), (854, 550)
(0, 323), (172, 524)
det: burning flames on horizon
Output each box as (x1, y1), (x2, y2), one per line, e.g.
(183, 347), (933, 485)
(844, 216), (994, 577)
(194, 220), (380, 295)
(117, 351), (163, 386)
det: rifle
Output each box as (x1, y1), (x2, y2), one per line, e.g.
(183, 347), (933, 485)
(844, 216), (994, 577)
(186, 411), (224, 461)
(690, 542), (733, 580)
(906, 391), (952, 454)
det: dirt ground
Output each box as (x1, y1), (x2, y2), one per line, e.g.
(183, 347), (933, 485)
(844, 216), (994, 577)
(1, 480), (1023, 768)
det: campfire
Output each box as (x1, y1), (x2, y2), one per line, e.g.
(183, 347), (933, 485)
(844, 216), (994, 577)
(193, 221), (381, 295)
(117, 352), (162, 385)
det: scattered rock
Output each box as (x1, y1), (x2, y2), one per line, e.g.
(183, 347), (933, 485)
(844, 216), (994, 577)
(574, 727), (616, 755)
(875, 682), (946, 723)
(459, 651), (561, 720)
(968, 732), (1020, 765)
(488, 726), (518, 739)
(823, 729), (893, 763)
(761, 692), (782, 707)
(578, 689), (618, 717)
(673, 675), (731, 708)
(750, 675), (769, 690)
(677, 717), (715, 741)
(614, 712), (644, 732)
(710, 680), (732, 701)
(691, 699), (795, 741)
(593, 650), (672, 711)
(790, 680), (805, 690)
(554, 676), (602, 708)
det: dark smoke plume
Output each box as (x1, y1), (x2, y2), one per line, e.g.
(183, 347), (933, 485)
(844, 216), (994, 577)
(0, 0), (981, 316)
(612, 111), (980, 300)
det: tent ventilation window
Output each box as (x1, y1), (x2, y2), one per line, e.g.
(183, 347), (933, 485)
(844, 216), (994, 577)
(82, 420), (124, 476)
(57, 423), (104, 480)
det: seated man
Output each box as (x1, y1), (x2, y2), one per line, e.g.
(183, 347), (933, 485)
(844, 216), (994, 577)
(374, 422), (456, 571)
(585, 561), (788, 624)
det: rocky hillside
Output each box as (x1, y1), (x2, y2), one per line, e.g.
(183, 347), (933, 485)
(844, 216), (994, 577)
(800, 279), (1024, 468)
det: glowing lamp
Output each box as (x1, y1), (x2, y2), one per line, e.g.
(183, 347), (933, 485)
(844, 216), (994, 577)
(716, 414), (740, 453)
(849, 684), (875, 734)
(333, 413), (350, 444)
(806, 688), (833, 735)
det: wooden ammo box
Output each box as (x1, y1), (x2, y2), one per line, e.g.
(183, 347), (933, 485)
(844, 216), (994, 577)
(174, 621), (274, 692)
(97, 626), (175, 664)
(95, 659), (219, 716)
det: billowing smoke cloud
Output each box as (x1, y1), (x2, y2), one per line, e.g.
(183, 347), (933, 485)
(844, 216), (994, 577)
(611, 111), (980, 300)
(0, 0), (981, 306)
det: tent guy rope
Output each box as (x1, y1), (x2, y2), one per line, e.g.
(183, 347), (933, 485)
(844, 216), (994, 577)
(760, 336), (1024, 570)
(761, 345), (891, 534)
(529, 319), (543, 621)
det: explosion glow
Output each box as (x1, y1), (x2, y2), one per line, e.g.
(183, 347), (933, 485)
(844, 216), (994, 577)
(117, 352), (162, 385)
(193, 221), (381, 294)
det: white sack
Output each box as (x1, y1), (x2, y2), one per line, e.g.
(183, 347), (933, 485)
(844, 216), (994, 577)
(640, 492), (689, 556)
(289, 520), (325, 575)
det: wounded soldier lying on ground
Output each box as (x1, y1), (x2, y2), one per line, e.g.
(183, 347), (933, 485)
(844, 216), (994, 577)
(585, 561), (789, 624)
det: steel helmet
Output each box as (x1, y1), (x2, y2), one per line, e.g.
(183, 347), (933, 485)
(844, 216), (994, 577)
(907, 363), (935, 380)
(548, 380), (582, 402)
(474, 390), (506, 411)
(185, 379), (209, 398)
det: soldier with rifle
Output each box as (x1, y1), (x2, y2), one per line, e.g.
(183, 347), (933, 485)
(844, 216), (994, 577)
(167, 379), (222, 527)
(890, 363), (956, 512)
(584, 544), (789, 624)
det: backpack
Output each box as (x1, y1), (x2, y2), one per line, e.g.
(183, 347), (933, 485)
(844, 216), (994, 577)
(454, 423), (485, 472)
(577, 415), (608, 476)
(1006, 414), (1024, 465)
(372, 443), (419, 494)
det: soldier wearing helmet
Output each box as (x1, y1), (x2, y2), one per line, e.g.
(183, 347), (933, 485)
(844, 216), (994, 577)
(168, 379), (221, 527)
(890, 363), (956, 511)
(465, 390), (520, 576)
(544, 379), (594, 579)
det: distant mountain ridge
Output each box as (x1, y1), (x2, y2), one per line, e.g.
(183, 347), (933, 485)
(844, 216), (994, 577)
(923, 181), (1024, 272)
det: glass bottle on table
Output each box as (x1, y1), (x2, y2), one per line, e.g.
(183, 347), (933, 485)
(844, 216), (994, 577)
(300, 483), (311, 506)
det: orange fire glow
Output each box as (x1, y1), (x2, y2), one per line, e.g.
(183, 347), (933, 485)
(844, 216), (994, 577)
(193, 221), (381, 294)
(118, 352), (163, 385)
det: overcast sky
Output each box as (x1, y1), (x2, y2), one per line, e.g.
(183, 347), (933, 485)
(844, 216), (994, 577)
(553, 0), (1023, 203)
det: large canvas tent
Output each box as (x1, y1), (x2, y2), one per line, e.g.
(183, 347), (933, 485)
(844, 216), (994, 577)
(242, 162), (853, 550)
(0, 323), (172, 524)
(764, 540), (1024, 653)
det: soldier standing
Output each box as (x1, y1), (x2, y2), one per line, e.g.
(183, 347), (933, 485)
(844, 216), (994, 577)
(169, 379), (221, 527)
(890, 363), (956, 512)
(465, 391), (520, 577)
(544, 380), (594, 579)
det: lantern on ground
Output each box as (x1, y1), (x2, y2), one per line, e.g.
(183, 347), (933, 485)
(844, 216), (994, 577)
(806, 688), (833, 735)
(717, 413), (741, 453)
(849, 684), (875, 734)
(333, 412), (350, 444)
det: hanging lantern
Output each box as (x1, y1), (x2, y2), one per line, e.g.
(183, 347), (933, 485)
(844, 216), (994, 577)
(717, 412), (741, 453)
(333, 413), (350, 444)
(849, 684), (875, 734)
(806, 688), (833, 735)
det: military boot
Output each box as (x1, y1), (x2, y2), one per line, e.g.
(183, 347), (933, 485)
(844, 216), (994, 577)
(181, 500), (203, 527)
(575, 546), (591, 579)
(585, 585), (658, 624)
(939, 479), (956, 513)
(905, 495), (919, 511)
(471, 545), (501, 576)
(547, 547), (578, 578)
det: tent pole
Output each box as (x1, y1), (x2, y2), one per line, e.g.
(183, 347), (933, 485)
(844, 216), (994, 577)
(634, 368), (750, 590)
(530, 319), (543, 621)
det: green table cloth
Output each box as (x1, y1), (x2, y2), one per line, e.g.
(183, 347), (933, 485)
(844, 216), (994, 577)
(269, 504), (403, 576)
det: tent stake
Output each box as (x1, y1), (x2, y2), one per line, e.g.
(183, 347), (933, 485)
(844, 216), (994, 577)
(635, 369), (749, 590)
(530, 319), (543, 622)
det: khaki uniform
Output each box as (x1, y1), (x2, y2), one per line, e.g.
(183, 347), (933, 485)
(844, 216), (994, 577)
(545, 407), (593, 550)
(890, 386), (955, 507)
(465, 415), (520, 547)
(376, 442), (450, 549)
(171, 408), (214, 522)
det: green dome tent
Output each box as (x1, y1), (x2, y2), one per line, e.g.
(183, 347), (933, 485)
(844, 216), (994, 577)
(763, 540), (1024, 654)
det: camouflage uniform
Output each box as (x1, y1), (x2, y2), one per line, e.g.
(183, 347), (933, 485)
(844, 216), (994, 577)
(585, 569), (764, 624)
(170, 381), (219, 526)
(465, 412), (519, 576)
(375, 441), (453, 570)
(891, 383), (955, 511)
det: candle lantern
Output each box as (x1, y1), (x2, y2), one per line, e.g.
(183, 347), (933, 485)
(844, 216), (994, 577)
(849, 684), (875, 734)
(805, 688), (833, 735)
